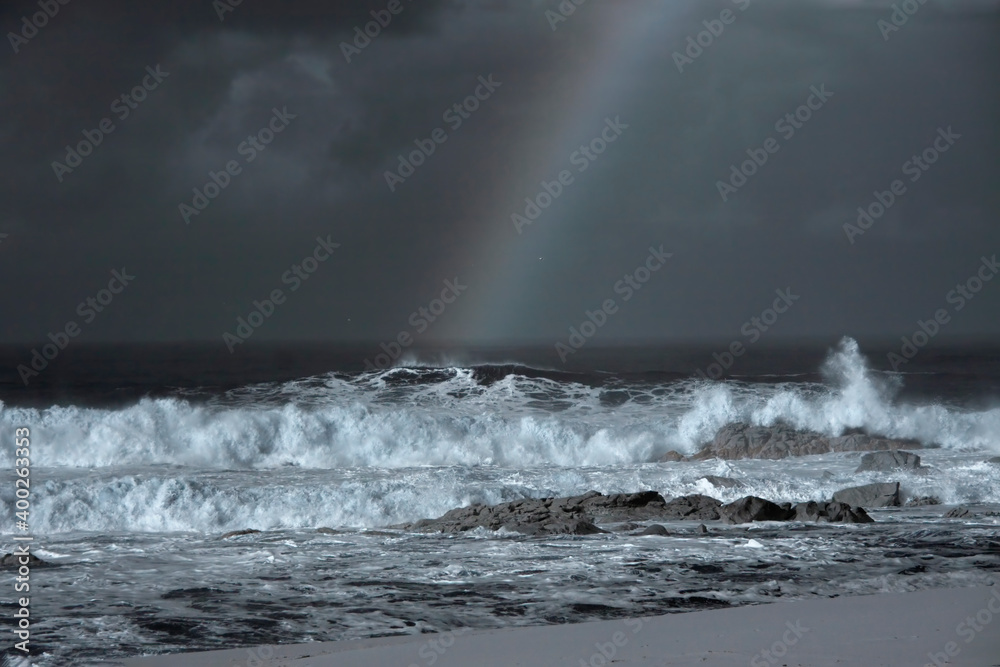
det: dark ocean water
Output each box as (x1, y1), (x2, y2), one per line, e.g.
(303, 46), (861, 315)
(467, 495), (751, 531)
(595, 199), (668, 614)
(1, 338), (998, 665)
(3, 339), (999, 408)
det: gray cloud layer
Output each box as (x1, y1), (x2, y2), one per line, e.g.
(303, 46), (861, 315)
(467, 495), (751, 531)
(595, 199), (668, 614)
(1, 0), (997, 345)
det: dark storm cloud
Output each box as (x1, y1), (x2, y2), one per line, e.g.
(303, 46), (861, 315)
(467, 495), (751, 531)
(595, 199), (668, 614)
(0, 0), (998, 346)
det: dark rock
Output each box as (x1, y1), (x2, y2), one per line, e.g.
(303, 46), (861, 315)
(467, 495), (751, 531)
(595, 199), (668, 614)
(397, 491), (728, 535)
(700, 475), (745, 489)
(855, 450), (922, 473)
(791, 501), (873, 523)
(904, 496), (941, 507)
(944, 507), (974, 519)
(635, 524), (670, 536)
(658, 450), (687, 462)
(720, 496), (794, 524)
(696, 524), (708, 534)
(0, 552), (47, 568)
(660, 494), (723, 521)
(397, 491), (678, 536)
(832, 482), (900, 508)
(315, 527), (343, 535)
(572, 490), (674, 522)
(220, 529), (261, 539)
(719, 497), (873, 524)
(695, 423), (925, 460)
(987, 457), (1000, 465)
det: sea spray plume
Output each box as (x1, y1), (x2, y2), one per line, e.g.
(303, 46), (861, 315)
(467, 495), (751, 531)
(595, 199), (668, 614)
(752, 337), (914, 437)
(813, 336), (902, 433)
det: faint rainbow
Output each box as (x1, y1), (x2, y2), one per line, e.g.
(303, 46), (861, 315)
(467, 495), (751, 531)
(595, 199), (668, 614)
(448, 3), (678, 343)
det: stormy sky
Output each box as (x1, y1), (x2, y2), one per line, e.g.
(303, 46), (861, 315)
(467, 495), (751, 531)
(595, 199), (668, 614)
(1, 0), (998, 347)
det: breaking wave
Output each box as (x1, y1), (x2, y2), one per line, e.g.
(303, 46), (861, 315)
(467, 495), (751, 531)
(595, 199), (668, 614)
(1, 338), (997, 471)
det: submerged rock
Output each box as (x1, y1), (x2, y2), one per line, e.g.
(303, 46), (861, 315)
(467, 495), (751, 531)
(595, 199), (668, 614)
(220, 529), (261, 539)
(658, 450), (687, 462)
(695, 423), (925, 460)
(635, 524), (670, 536)
(700, 475), (745, 489)
(855, 450), (923, 473)
(944, 507), (974, 519)
(0, 552), (47, 568)
(905, 496), (941, 507)
(832, 482), (901, 508)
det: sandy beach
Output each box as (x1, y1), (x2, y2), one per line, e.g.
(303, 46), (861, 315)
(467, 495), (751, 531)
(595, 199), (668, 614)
(118, 584), (1000, 667)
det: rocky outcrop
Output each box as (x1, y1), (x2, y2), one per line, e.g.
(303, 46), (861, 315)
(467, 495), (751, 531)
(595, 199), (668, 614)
(659, 494), (723, 521)
(694, 423), (925, 460)
(658, 450), (687, 462)
(944, 507), (974, 519)
(791, 501), (873, 523)
(720, 497), (793, 524)
(398, 489), (878, 536)
(855, 450), (923, 473)
(396, 491), (680, 536)
(396, 492), (726, 535)
(832, 482), (901, 508)
(718, 497), (873, 524)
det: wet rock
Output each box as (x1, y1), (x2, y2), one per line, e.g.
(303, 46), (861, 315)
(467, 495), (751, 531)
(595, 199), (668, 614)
(719, 497), (873, 524)
(658, 450), (687, 462)
(791, 501), (873, 523)
(832, 482), (901, 508)
(695, 423), (925, 460)
(635, 524), (670, 536)
(660, 494), (723, 521)
(944, 507), (974, 519)
(699, 475), (745, 489)
(396, 491), (678, 536)
(398, 491), (729, 535)
(720, 496), (794, 524)
(0, 552), (47, 568)
(695, 524), (708, 534)
(315, 527), (344, 535)
(220, 529), (261, 539)
(904, 496), (941, 507)
(987, 457), (1000, 465)
(855, 450), (923, 473)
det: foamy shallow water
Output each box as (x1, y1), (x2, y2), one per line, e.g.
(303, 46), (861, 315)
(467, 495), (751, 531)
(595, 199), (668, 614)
(6, 456), (1000, 666)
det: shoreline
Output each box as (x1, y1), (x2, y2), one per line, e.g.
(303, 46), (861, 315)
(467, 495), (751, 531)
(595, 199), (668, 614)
(116, 584), (1000, 667)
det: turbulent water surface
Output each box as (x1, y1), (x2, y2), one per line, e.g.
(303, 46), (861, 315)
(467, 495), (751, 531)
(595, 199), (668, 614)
(1, 339), (999, 666)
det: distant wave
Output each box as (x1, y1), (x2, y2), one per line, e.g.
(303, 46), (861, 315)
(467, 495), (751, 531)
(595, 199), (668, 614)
(1, 338), (998, 470)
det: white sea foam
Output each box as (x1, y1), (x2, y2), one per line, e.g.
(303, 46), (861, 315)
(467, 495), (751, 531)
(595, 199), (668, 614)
(1, 339), (997, 472)
(4, 449), (998, 535)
